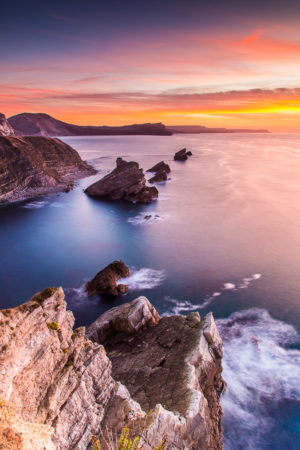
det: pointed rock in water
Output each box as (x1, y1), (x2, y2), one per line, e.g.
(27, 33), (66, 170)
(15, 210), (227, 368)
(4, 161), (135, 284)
(85, 157), (158, 203)
(174, 148), (192, 161)
(86, 260), (130, 297)
(146, 161), (170, 173)
(149, 169), (168, 183)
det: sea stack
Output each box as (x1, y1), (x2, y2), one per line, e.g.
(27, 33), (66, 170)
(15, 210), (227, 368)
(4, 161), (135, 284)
(174, 148), (193, 161)
(85, 157), (158, 203)
(86, 260), (130, 297)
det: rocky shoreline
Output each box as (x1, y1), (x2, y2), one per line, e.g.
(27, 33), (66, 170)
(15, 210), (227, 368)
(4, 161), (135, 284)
(0, 287), (224, 449)
(0, 136), (96, 205)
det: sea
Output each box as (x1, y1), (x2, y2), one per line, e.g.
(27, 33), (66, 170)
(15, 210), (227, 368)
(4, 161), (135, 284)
(1, 133), (300, 449)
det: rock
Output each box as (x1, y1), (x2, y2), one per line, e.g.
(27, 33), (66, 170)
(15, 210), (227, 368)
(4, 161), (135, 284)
(0, 136), (96, 204)
(174, 148), (192, 161)
(149, 170), (168, 183)
(87, 298), (224, 449)
(0, 290), (224, 449)
(146, 161), (170, 173)
(86, 260), (130, 297)
(144, 215), (152, 220)
(0, 113), (15, 136)
(0, 288), (145, 450)
(85, 158), (158, 204)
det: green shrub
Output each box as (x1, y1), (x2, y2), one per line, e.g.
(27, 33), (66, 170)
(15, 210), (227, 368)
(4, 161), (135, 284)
(47, 321), (59, 330)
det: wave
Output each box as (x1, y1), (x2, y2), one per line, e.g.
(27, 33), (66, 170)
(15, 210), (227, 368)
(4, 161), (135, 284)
(21, 200), (49, 209)
(217, 308), (300, 449)
(118, 268), (166, 290)
(64, 285), (89, 309)
(127, 212), (164, 226)
(165, 273), (262, 314)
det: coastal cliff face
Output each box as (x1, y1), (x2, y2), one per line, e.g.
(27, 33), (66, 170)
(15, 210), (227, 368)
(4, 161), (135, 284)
(0, 113), (15, 136)
(8, 113), (172, 137)
(0, 289), (223, 449)
(0, 136), (96, 204)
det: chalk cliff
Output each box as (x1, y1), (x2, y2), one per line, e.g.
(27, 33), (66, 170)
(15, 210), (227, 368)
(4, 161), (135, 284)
(0, 288), (224, 449)
(0, 136), (96, 204)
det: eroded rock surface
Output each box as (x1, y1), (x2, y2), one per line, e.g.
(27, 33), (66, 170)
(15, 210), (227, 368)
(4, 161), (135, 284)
(88, 297), (224, 449)
(85, 157), (158, 203)
(0, 136), (96, 204)
(0, 290), (224, 449)
(147, 161), (170, 174)
(86, 260), (130, 297)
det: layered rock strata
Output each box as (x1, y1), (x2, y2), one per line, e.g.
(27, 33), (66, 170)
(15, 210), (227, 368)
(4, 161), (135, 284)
(0, 289), (224, 449)
(0, 136), (96, 204)
(85, 157), (158, 204)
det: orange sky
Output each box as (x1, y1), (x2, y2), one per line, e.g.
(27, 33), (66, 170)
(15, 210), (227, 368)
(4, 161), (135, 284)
(1, 13), (300, 132)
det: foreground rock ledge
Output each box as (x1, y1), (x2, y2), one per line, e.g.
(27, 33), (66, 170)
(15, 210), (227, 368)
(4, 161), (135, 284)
(0, 288), (224, 449)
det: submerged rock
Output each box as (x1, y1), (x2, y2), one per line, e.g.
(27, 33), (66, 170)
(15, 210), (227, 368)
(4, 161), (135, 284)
(86, 260), (130, 297)
(0, 289), (224, 449)
(174, 148), (192, 161)
(85, 157), (158, 204)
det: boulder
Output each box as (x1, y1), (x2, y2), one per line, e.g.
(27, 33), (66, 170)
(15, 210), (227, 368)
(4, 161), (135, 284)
(174, 148), (192, 161)
(146, 161), (170, 173)
(85, 158), (158, 204)
(86, 260), (130, 297)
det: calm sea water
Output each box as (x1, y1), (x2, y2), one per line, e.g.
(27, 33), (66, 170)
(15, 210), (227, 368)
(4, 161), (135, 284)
(1, 133), (300, 449)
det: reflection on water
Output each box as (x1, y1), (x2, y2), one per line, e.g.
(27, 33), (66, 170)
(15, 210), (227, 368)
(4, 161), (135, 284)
(1, 133), (300, 448)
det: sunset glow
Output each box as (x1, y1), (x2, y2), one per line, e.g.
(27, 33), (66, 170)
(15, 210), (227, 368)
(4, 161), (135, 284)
(1, 0), (300, 131)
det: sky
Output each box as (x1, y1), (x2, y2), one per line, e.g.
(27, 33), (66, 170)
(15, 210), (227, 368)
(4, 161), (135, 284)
(1, 0), (300, 131)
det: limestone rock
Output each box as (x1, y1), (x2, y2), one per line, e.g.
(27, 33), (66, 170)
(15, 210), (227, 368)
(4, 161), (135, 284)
(0, 136), (96, 204)
(0, 113), (15, 137)
(86, 260), (130, 297)
(88, 299), (224, 449)
(85, 158), (158, 204)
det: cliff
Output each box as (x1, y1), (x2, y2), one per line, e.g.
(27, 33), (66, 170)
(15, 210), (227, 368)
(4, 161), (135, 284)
(167, 125), (269, 133)
(0, 113), (16, 136)
(0, 136), (96, 204)
(0, 289), (224, 449)
(8, 113), (172, 137)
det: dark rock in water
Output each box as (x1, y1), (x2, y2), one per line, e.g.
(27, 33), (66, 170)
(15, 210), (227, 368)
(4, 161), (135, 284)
(85, 157), (158, 204)
(117, 283), (128, 294)
(174, 148), (192, 161)
(86, 260), (130, 297)
(146, 161), (170, 173)
(0, 136), (96, 204)
(64, 182), (74, 193)
(144, 215), (152, 220)
(149, 170), (168, 183)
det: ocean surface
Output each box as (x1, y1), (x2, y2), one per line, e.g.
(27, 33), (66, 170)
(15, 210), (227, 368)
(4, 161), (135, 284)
(1, 133), (300, 449)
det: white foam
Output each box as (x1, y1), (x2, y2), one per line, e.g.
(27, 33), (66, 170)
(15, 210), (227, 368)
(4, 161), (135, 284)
(21, 200), (48, 209)
(165, 291), (222, 315)
(127, 213), (164, 226)
(50, 202), (65, 208)
(223, 282), (236, 290)
(118, 268), (166, 290)
(217, 308), (300, 449)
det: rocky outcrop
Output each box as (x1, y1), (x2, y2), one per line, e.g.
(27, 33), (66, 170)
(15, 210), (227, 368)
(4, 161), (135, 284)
(147, 161), (170, 184)
(0, 136), (96, 204)
(174, 148), (192, 161)
(0, 113), (15, 136)
(86, 260), (130, 297)
(85, 158), (158, 204)
(87, 297), (224, 449)
(0, 289), (223, 449)
(8, 113), (172, 137)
